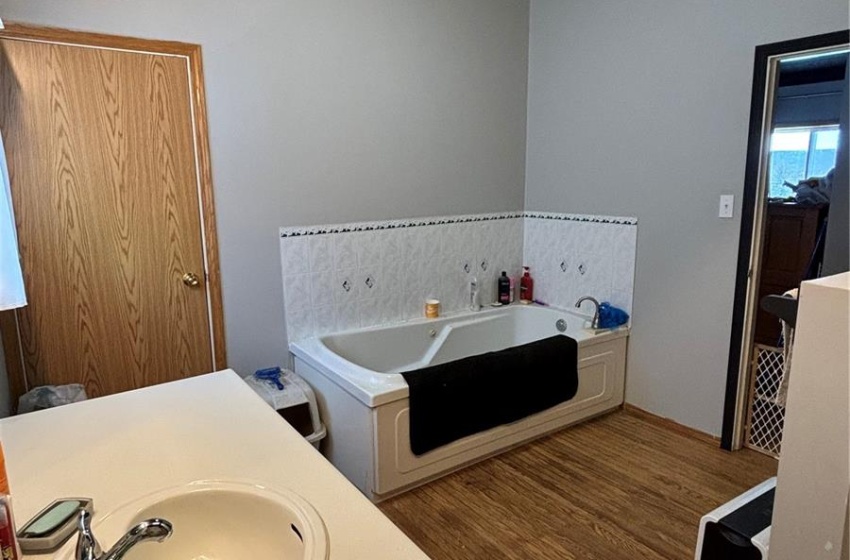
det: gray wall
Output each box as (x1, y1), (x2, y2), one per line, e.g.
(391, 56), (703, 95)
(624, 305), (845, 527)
(526, 0), (849, 435)
(0, 0), (530, 388)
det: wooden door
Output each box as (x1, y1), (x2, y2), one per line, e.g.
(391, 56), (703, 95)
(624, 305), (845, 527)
(0, 27), (225, 401)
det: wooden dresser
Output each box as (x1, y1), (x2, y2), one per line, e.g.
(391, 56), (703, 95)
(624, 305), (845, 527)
(753, 202), (828, 345)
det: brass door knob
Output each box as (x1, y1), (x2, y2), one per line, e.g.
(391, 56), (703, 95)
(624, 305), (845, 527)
(182, 272), (201, 287)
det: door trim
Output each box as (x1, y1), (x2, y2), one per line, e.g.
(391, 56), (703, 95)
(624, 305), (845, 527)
(721, 29), (849, 450)
(0, 22), (227, 408)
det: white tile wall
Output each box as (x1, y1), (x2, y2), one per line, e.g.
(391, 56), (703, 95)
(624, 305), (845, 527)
(522, 216), (637, 317)
(280, 213), (524, 340)
(280, 212), (636, 341)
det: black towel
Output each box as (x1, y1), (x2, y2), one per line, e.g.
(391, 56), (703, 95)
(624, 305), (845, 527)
(401, 335), (578, 456)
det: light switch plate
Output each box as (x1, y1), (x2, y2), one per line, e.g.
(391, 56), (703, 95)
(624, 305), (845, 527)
(719, 194), (734, 219)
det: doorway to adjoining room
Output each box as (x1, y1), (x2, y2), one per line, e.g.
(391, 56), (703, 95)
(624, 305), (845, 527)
(722, 30), (849, 454)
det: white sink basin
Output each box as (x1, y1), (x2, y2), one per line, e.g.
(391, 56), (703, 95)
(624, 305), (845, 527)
(55, 480), (329, 560)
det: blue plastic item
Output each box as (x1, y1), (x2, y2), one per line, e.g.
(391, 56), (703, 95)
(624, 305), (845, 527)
(597, 302), (629, 329)
(254, 366), (284, 391)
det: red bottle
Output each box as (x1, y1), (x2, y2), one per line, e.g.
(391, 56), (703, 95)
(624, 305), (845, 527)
(520, 266), (534, 302)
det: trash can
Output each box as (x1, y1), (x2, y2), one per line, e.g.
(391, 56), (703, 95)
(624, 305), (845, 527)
(243, 367), (326, 449)
(695, 477), (774, 560)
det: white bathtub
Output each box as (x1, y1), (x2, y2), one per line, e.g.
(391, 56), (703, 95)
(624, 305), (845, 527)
(291, 304), (628, 501)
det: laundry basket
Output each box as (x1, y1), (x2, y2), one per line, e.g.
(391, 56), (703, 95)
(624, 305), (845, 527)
(244, 368), (327, 449)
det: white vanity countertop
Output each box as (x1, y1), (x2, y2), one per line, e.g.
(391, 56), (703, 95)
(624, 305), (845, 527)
(0, 370), (430, 559)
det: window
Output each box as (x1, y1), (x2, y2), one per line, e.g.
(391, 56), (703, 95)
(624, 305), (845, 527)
(768, 125), (840, 199)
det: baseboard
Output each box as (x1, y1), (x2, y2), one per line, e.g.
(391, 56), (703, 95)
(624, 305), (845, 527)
(622, 403), (721, 447)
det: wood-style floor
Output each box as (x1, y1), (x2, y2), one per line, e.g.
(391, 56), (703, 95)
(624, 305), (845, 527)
(379, 409), (777, 560)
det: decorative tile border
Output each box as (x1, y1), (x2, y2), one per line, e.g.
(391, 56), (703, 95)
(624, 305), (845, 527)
(280, 211), (636, 238)
(523, 211), (637, 226)
(280, 211), (524, 238)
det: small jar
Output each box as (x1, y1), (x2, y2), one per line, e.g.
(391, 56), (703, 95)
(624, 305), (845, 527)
(424, 299), (440, 319)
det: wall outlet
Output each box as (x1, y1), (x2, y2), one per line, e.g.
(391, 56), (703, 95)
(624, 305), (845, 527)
(719, 194), (734, 219)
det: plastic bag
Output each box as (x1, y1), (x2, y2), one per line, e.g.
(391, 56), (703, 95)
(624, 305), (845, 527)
(18, 384), (88, 414)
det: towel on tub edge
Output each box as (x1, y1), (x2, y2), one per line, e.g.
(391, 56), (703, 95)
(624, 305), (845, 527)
(401, 334), (578, 456)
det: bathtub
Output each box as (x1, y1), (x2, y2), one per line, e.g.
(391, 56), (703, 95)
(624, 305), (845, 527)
(291, 304), (628, 501)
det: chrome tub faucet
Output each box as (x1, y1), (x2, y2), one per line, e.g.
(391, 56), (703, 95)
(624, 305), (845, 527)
(76, 509), (172, 560)
(575, 296), (601, 330)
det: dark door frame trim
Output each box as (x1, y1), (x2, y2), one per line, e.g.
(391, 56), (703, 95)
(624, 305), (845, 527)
(721, 29), (850, 450)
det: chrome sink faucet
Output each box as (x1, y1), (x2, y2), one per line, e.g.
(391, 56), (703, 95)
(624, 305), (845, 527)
(575, 296), (601, 330)
(469, 277), (482, 311)
(76, 509), (173, 560)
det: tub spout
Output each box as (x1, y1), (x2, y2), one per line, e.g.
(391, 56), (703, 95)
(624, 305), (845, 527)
(575, 296), (601, 330)
(469, 277), (482, 311)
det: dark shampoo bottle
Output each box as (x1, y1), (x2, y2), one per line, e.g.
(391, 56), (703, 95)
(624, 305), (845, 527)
(498, 271), (511, 304)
